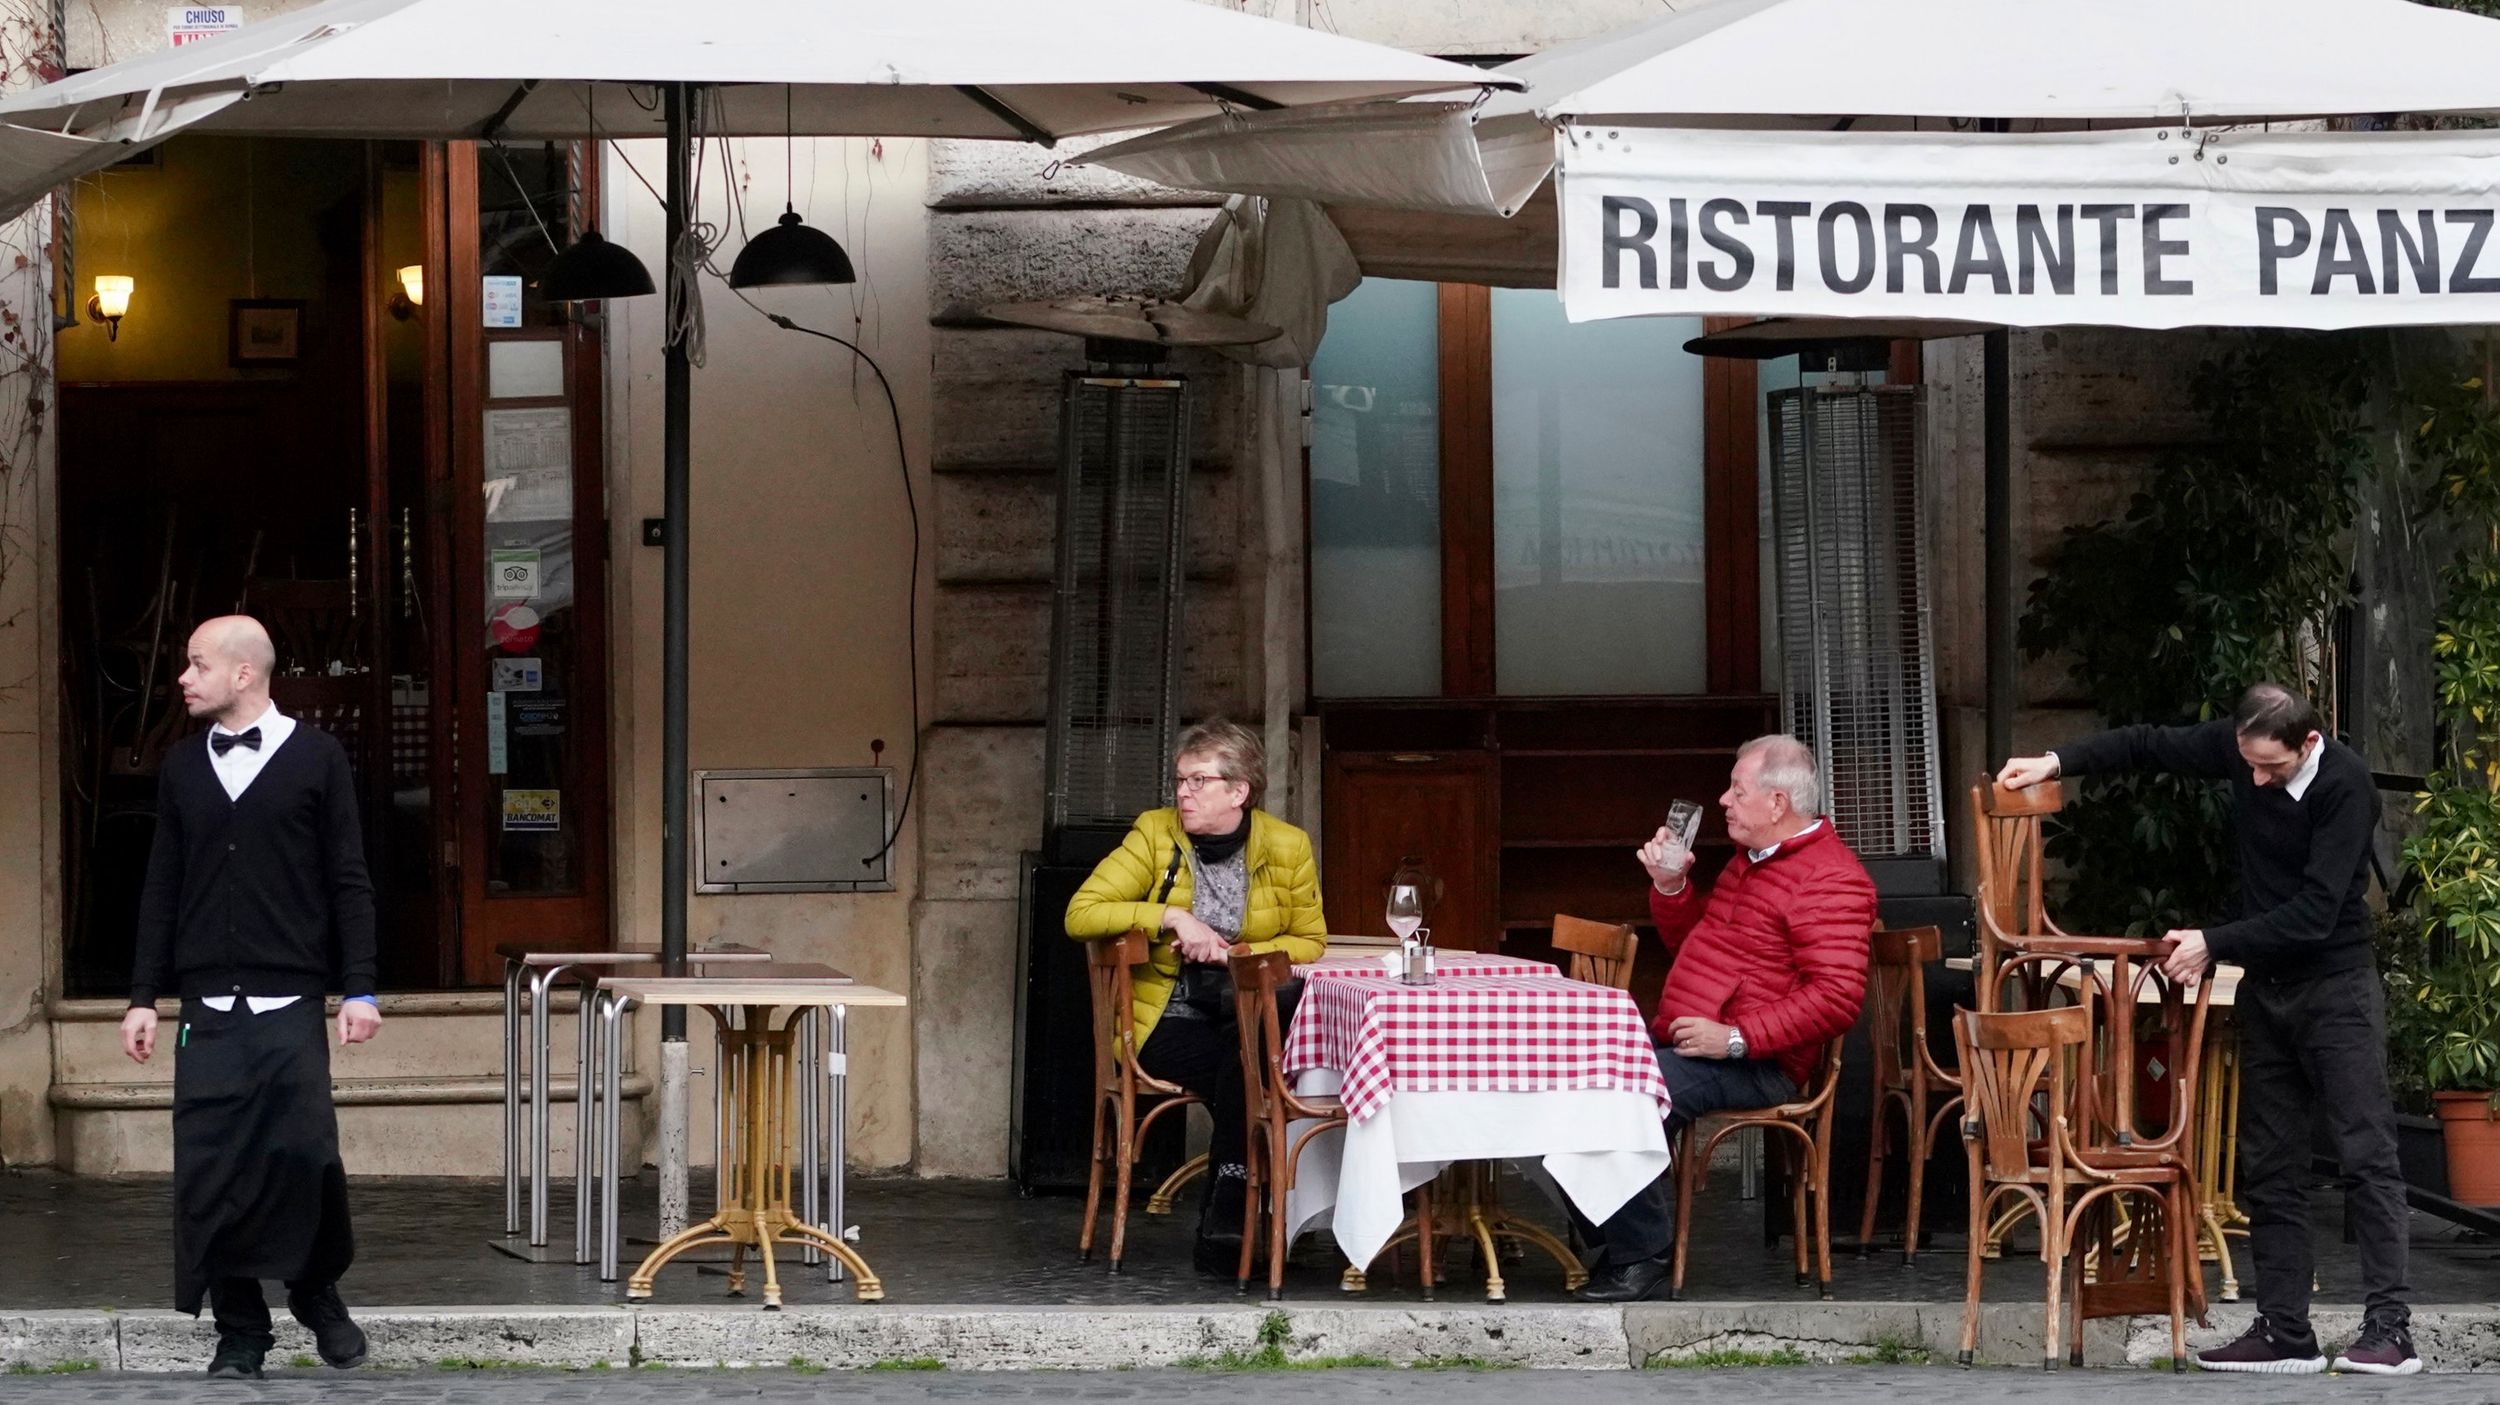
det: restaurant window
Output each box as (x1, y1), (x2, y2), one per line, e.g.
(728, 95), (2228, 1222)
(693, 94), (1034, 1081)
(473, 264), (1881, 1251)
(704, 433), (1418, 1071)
(1490, 291), (1707, 695)
(1309, 278), (1442, 697)
(1307, 281), (1747, 701)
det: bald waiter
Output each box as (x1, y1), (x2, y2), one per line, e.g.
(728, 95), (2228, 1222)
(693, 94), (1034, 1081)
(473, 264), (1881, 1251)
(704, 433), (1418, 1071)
(121, 615), (378, 1380)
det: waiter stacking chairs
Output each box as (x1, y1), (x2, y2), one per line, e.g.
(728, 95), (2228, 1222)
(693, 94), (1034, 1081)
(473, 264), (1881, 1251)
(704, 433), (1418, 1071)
(1857, 925), (1960, 1264)
(1668, 1037), (1848, 1301)
(1079, 929), (1209, 1272)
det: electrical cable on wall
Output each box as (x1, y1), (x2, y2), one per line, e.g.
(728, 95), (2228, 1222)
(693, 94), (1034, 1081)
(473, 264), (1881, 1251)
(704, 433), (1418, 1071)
(723, 283), (922, 871)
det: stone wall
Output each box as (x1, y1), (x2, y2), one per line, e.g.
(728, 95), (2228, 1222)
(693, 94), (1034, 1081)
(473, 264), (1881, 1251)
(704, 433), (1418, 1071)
(910, 140), (1263, 1176)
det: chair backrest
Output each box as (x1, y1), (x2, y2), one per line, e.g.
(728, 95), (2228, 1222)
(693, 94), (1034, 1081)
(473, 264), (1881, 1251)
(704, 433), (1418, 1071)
(1955, 1004), (2089, 1182)
(243, 576), (362, 675)
(1969, 777), (2062, 939)
(1551, 914), (1639, 991)
(1085, 930), (1155, 1090)
(1227, 947), (1298, 1123)
(1864, 925), (1945, 1090)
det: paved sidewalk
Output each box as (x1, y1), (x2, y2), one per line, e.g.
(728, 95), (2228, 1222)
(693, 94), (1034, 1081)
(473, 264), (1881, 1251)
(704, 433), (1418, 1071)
(0, 1368), (2494, 1404)
(8, 1168), (2492, 1310)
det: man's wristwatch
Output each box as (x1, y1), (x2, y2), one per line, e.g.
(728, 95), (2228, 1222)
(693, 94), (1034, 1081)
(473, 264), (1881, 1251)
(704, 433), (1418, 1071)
(1724, 1025), (1747, 1061)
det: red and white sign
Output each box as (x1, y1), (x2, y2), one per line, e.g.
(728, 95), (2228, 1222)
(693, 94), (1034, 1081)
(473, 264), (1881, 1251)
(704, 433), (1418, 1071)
(167, 6), (245, 45)
(490, 602), (542, 654)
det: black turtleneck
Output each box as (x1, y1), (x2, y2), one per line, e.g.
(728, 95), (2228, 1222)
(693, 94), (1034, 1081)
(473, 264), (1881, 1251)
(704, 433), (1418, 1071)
(1187, 811), (1253, 864)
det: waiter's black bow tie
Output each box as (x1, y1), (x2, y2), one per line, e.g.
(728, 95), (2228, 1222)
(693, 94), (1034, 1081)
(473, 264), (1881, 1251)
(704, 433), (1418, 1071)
(211, 728), (262, 756)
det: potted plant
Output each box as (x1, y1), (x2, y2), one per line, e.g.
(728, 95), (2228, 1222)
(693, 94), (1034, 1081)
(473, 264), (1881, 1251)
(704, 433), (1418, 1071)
(2395, 368), (2500, 1207)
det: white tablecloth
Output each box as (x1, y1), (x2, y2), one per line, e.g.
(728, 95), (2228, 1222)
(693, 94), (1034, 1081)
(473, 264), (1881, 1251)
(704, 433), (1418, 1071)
(1286, 1068), (1671, 1270)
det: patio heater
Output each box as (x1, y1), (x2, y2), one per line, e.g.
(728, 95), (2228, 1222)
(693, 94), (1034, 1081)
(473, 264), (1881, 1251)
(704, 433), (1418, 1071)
(1765, 367), (1946, 893)
(985, 297), (1275, 1190)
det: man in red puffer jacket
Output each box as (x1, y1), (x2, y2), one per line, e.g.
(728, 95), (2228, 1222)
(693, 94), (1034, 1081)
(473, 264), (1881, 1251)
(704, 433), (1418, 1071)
(1575, 733), (1876, 1302)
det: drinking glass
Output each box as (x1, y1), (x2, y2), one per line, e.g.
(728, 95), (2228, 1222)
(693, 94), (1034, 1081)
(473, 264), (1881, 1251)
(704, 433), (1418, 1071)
(1665, 799), (1704, 858)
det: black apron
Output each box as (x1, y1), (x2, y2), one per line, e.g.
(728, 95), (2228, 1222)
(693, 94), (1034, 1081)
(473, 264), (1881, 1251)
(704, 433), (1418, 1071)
(171, 997), (355, 1314)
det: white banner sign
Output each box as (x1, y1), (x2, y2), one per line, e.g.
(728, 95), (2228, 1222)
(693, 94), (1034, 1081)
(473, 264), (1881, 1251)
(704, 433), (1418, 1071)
(1559, 127), (2500, 330)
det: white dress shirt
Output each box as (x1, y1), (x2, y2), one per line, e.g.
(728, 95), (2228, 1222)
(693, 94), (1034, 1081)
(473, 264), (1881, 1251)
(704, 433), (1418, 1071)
(202, 703), (303, 1015)
(1748, 817), (1826, 863)
(2285, 739), (2323, 802)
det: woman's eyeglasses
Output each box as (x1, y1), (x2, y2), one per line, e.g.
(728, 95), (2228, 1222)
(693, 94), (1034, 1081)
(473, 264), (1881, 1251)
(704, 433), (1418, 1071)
(1174, 773), (1233, 794)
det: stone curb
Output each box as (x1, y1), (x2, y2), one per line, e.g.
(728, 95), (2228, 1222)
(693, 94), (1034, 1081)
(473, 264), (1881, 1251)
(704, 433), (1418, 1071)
(3, 1302), (2490, 1374)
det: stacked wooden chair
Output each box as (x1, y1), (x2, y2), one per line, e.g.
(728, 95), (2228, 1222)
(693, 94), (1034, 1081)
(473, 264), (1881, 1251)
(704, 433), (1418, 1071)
(1958, 778), (2214, 1370)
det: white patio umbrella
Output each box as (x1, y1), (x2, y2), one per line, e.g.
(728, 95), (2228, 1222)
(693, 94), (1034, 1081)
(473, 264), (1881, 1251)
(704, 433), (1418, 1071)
(0, 0), (1505, 1226)
(1082, 0), (2500, 785)
(1084, 0), (2500, 219)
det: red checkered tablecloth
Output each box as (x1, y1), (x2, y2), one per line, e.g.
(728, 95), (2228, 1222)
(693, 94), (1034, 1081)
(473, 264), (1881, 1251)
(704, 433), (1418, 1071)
(1297, 951), (1558, 982)
(1280, 973), (1669, 1125)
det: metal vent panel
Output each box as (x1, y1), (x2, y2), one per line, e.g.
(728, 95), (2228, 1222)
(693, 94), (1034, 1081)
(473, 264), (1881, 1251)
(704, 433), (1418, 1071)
(1770, 383), (1944, 862)
(1044, 374), (1189, 834)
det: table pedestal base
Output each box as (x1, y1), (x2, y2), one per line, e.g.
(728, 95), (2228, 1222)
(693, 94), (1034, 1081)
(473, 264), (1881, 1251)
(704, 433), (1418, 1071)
(628, 1208), (881, 1308)
(624, 1007), (884, 1306)
(1341, 1163), (1585, 1304)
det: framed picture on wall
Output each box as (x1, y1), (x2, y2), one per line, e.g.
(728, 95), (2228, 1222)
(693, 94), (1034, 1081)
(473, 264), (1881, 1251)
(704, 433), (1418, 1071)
(228, 299), (304, 367)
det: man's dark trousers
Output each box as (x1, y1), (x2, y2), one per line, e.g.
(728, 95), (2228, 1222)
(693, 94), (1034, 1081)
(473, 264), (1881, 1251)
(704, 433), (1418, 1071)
(1573, 1049), (1797, 1267)
(2236, 972), (2411, 1336)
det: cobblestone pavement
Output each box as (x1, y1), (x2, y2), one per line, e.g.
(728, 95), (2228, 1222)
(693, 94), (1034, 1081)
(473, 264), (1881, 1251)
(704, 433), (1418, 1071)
(2, 1368), (2494, 1404)
(7, 1168), (2493, 1311)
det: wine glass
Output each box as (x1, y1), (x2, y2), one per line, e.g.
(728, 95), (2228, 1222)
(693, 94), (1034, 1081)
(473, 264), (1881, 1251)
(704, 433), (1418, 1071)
(1385, 882), (1423, 942)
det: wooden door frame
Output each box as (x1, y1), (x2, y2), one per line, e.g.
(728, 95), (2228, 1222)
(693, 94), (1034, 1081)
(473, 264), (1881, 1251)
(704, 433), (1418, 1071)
(446, 140), (615, 985)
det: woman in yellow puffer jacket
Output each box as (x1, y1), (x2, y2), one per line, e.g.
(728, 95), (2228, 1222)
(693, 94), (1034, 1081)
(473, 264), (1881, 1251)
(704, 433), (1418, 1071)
(1064, 718), (1324, 1274)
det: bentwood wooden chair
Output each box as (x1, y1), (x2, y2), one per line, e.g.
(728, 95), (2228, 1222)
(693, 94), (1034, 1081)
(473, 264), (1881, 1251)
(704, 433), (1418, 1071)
(1669, 1037), (1848, 1300)
(1955, 1005), (2199, 1373)
(1969, 777), (2073, 1011)
(1229, 947), (1360, 1301)
(1857, 926), (1960, 1264)
(1079, 930), (1208, 1272)
(1551, 915), (1640, 991)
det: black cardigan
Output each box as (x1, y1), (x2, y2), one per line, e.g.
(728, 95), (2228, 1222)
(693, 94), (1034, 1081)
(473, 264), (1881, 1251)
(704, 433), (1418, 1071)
(2056, 719), (2377, 982)
(129, 723), (379, 1008)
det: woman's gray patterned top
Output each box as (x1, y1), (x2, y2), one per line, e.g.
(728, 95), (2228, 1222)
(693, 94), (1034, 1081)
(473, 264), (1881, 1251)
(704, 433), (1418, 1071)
(1187, 844), (1250, 942)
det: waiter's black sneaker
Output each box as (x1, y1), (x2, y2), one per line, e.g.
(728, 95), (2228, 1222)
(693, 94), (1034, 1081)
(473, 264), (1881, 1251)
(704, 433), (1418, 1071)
(205, 1336), (266, 1380)
(2196, 1315), (2326, 1374)
(287, 1284), (369, 1369)
(2333, 1322), (2424, 1376)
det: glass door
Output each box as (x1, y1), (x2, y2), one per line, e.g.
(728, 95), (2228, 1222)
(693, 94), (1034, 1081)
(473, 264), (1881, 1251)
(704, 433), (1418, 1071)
(445, 140), (614, 984)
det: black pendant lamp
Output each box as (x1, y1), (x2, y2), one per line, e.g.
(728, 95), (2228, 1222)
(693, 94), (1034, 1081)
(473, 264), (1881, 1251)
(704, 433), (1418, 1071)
(728, 86), (857, 290)
(540, 227), (657, 302)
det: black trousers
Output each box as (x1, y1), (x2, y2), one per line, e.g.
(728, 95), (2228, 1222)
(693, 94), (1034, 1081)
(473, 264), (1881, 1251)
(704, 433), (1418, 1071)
(1135, 984), (1302, 1224)
(2236, 971), (2411, 1336)
(209, 1276), (331, 1349)
(1573, 1047), (1798, 1267)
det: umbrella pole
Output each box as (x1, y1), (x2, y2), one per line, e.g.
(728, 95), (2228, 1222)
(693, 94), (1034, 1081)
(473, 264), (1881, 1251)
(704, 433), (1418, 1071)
(1982, 328), (2013, 764)
(657, 78), (695, 1236)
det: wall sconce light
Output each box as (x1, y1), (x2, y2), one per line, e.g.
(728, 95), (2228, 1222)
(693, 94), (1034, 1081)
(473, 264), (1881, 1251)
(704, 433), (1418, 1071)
(390, 264), (423, 320)
(88, 275), (133, 341)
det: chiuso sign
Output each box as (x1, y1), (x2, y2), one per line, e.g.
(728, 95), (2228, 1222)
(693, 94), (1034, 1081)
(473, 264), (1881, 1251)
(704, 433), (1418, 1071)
(1558, 127), (2500, 330)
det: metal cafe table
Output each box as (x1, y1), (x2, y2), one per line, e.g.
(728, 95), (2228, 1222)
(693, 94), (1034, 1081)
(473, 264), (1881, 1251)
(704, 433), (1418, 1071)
(591, 962), (907, 1306)
(497, 942), (772, 1258)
